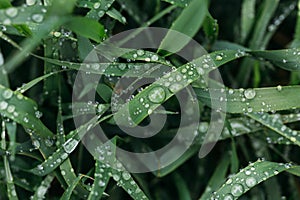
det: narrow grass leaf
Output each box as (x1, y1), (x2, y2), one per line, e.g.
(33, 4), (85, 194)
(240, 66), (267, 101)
(247, 113), (300, 146)
(60, 175), (82, 200)
(241, 0), (256, 43)
(31, 175), (54, 200)
(64, 16), (105, 43)
(208, 160), (295, 200)
(158, 0), (208, 54)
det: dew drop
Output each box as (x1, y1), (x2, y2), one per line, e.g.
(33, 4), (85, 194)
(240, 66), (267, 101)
(26, 0), (36, 6)
(122, 171), (131, 180)
(32, 14), (44, 23)
(169, 83), (183, 93)
(215, 55), (223, 61)
(276, 85), (282, 91)
(245, 177), (257, 187)
(98, 180), (105, 187)
(63, 138), (79, 154)
(94, 2), (101, 9)
(223, 193), (234, 200)
(231, 183), (244, 196)
(0, 101), (8, 110)
(5, 8), (18, 18)
(112, 174), (120, 181)
(148, 86), (166, 104)
(151, 55), (159, 61)
(244, 89), (256, 100)
(3, 89), (13, 99)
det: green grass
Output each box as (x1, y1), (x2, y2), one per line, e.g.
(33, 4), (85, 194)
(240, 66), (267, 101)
(1, 0), (300, 199)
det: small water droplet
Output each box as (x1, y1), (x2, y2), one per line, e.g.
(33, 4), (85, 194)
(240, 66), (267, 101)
(244, 89), (256, 100)
(112, 174), (120, 181)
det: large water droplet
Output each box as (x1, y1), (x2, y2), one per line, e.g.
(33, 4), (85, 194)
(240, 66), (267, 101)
(26, 0), (36, 6)
(98, 180), (105, 187)
(0, 101), (8, 110)
(94, 2), (101, 9)
(122, 171), (131, 180)
(231, 183), (244, 196)
(63, 138), (79, 154)
(148, 86), (166, 104)
(32, 14), (44, 23)
(245, 177), (257, 187)
(3, 89), (13, 99)
(5, 8), (18, 18)
(244, 89), (256, 100)
(223, 193), (234, 200)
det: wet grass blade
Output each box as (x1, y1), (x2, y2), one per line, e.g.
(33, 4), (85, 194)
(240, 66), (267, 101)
(247, 113), (300, 146)
(208, 160), (300, 199)
(158, 0), (208, 54)
(31, 175), (54, 200)
(195, 85), (300, 113)
(240, 0), (256, 44)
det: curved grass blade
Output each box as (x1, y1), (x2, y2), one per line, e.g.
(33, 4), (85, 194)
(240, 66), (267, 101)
(240, 0), (256, 43)
(31, 174), (54, 200)
(199, 153), (230, 200)
(207, 160), (297, 200)
(64, 16), (105, 43)
(158, 0), (208, 54)
(0, 85), (53, 137)
(195, 85), (300, 113)
(1, 121), (18, 200)
(77, 0), (115, 20)
(87, 160), (111, 200)
(0, 5), (47, 26)
(162, 0), (192, 7)
(247, 113), (300, 147)
(291, 0), (300, 48)
(30, 106), (109, 176)
(251, 49), (300, 71)
(106, 8), (126, 24)
(60, 175), (82, 200)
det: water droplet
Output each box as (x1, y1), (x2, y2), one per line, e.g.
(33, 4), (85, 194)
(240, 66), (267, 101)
(32, 14), (44, 23)
(98, 180), (105, 187)
(148, 86), (166, 104)
(0, 101), (8, 110)
(26, 0), (36, 6)
(63, 138), (79, 154)
(137, 49), (144, 56)
(151, 55), (158, 61)
(35, 111), (43, 118)
(215, 55), (223, 61)
(112, 174), (120, 181)
(245, 177), (257, 187)
(3, 89), (13, 99)
(37, 164), (43, 171)
(228, 89), (234, 94)
(244, 89), (256, 100)
(122, 171), (131, 180)
(277, 85), (282, 91)
(32, 140), (40, 149)
(5, 8), (18, 18)
(94, 2), (101, 9)
(169, 83), (183, 93)
(223, 193), (234, 200)
(231, 183), (244, 196)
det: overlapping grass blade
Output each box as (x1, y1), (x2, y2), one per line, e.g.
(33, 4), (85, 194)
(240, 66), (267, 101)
(207, 160), (300, 199)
